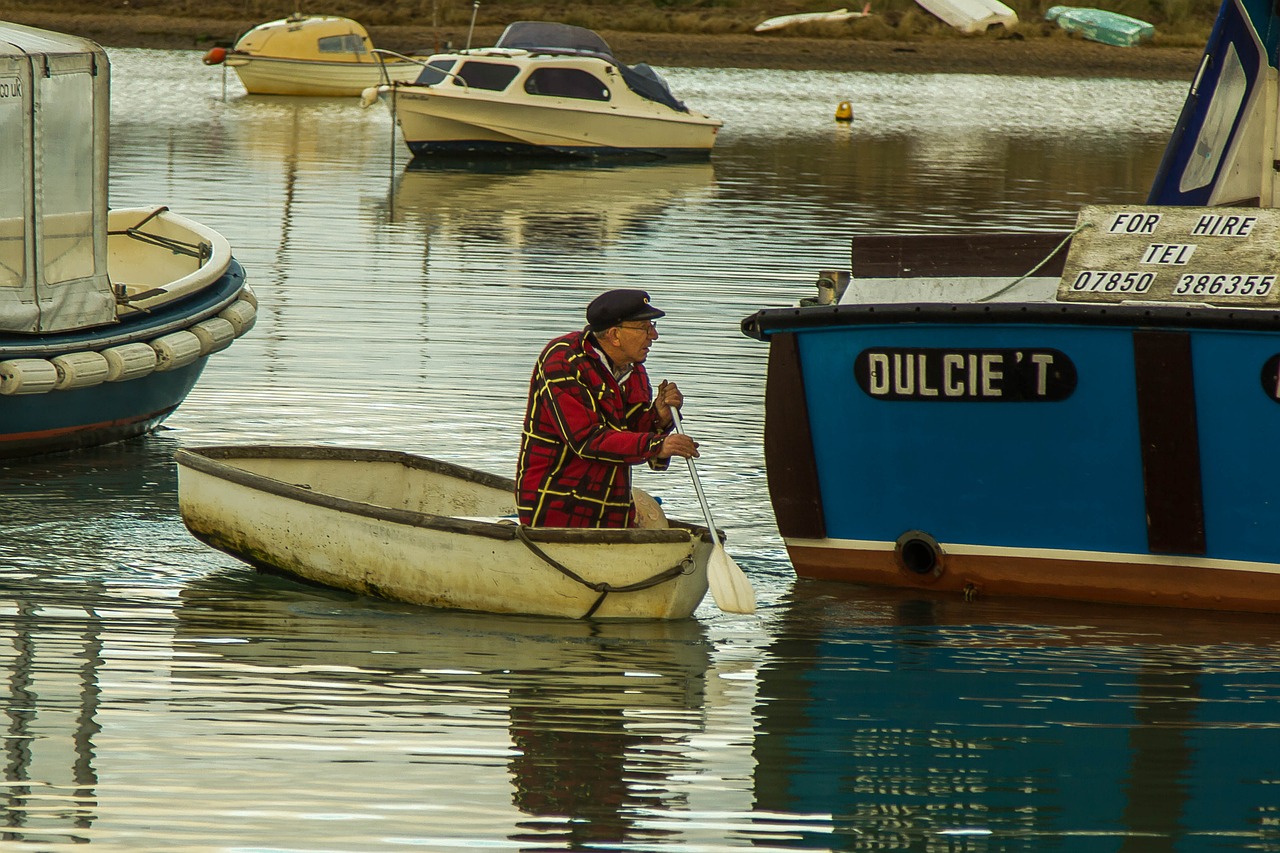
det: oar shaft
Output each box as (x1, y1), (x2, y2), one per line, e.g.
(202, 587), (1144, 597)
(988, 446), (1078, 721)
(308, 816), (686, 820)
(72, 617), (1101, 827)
(670, 409), (718, 536)
(669, 405), (758, 614)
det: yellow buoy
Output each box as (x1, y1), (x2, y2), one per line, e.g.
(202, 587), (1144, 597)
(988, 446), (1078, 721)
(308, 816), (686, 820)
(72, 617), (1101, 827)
(835, 100), (854, 123)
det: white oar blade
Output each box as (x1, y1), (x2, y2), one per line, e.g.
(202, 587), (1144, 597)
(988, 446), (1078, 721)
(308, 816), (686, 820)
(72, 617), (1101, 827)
(707, 544), (756, 614)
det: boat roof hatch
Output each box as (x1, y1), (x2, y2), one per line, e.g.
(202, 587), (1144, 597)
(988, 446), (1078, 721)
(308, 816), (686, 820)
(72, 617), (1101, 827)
(0, 22), (115, 334)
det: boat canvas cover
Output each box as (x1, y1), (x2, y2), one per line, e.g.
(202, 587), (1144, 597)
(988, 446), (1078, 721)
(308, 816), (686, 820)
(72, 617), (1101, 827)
(0, 23), (115, 333)
(620, 63), (689, 113)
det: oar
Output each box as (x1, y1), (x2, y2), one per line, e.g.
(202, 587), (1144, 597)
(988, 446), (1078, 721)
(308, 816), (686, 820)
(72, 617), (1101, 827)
(670, 408), (756, 614)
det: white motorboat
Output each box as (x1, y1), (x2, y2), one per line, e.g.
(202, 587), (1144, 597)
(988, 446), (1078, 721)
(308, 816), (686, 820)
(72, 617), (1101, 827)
(176, 445), (715, 620)
(364, 22), (722, 158)
(202, 14), (427, 97)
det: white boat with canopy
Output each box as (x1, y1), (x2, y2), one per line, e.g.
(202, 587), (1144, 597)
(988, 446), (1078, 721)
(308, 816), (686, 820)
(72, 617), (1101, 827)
(0, 21), (256, 457)
(364, 22), (722, 158)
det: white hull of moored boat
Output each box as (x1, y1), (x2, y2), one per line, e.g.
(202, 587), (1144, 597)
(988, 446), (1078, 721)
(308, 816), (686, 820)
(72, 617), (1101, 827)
(176, 446), (713, 620)
(391, 87), (721, 154)
(370, 22), (722, 157)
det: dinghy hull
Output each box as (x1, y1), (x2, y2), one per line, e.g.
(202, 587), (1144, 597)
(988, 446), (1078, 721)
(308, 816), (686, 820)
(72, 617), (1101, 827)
(176, 445), (713, 620)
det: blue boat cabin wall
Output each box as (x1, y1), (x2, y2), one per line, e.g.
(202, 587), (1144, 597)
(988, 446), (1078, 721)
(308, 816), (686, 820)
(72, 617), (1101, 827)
(759, 232), (1280, 572)
(764, 331), (826, 540)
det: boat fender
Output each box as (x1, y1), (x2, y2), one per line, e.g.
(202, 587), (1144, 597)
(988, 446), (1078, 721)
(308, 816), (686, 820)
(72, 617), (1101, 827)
(51, 351), (110, 390)
(150, 330), (203, 372)
(203, 47), (228, 65)
(238, 285), (259, 309)
(0, 358), (58, 395)
(191, 317), (237, 355)
(219, 299), (258, 336)
(835, 100), (854, 122)
(360, 86), (382, 108)
(103, 342), (158, 382)
(894, 530), (945, 580)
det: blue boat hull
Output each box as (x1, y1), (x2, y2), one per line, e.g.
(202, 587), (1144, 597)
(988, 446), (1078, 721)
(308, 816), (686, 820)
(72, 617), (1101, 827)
(742, 237), (1280, 613)
(0, 360), (207, 458)
(0, 260), (248, 459)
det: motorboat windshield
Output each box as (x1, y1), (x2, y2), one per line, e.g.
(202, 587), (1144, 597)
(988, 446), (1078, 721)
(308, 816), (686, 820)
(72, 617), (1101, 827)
(495, 21), (613, 57)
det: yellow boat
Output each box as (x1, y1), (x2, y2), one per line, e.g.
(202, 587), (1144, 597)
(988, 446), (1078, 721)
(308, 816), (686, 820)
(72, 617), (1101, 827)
(203, 14), (428, 97)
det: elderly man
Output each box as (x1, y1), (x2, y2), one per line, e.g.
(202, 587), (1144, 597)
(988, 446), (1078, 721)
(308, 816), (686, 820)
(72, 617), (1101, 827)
(516, 289), (699, 528)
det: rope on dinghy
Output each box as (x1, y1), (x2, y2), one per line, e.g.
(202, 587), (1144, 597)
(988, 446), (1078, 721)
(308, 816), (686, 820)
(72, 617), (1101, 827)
(514, 525), (695, 618)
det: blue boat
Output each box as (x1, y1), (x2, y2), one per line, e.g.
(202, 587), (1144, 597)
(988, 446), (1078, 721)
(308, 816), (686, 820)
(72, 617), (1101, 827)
(0, 22), (257, 458)
(1045, 6), (1155, 47)
(740, 0), (1280, 613)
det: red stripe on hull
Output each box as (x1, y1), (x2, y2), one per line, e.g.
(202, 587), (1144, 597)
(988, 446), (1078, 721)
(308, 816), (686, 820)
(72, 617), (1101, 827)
(0, 408), (175, 458)
(789, 543), (1280, 614)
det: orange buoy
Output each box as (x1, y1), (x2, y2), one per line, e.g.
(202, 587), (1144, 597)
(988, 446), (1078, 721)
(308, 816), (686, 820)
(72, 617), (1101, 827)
(835, 100), (854, 122)
(202, 47), (228, 66)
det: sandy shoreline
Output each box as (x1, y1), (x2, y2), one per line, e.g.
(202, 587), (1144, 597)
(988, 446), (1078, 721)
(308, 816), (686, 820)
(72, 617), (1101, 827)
(1, 9), (1204, 80)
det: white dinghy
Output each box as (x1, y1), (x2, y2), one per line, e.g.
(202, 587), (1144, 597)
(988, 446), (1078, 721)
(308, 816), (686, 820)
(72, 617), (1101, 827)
(175, 445), (714, 620)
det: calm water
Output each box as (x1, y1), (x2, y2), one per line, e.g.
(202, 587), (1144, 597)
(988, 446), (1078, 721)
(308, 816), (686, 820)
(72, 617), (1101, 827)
(4, 48), (1278, 851)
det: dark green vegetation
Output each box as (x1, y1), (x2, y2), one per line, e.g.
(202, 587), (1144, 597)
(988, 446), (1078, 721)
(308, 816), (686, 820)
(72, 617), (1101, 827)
(5, 0), (1217, 45)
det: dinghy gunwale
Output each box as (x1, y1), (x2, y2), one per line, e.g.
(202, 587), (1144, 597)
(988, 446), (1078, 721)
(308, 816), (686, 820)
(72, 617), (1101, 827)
(175, 444), (707, 546)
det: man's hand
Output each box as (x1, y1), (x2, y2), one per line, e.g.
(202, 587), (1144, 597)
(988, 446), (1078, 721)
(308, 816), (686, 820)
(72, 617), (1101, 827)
(657, 432), (699, 460)
(654, 379), (684, 427)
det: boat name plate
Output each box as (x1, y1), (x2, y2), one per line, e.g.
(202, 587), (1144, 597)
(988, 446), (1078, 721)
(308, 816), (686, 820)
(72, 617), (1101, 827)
(854, 347), (1076, 402)
(1058, 204), (1280, 306)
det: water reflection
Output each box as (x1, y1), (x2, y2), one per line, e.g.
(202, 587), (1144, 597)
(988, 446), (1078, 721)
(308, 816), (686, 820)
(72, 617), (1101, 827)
(1, 439), (220, 845)
(171, 572), (712, 847)
(0, 49), (1241, 849)
(718, 133), (1167, 235)
(752, 581), (1280, 847)
(383, 159), (717, 252)
(217, 95), (393, 169)
(0, 592), (102, 845)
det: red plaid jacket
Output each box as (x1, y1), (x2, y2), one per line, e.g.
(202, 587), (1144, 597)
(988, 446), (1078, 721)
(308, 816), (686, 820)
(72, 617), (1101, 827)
(516, 330), (670, 527)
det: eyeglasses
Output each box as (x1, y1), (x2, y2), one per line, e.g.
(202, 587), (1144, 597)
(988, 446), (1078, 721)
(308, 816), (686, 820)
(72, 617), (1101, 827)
(615, 321), (657, 333)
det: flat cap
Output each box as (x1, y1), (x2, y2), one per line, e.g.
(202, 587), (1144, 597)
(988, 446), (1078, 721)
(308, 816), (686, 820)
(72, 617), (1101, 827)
(586, 289), (665, 332)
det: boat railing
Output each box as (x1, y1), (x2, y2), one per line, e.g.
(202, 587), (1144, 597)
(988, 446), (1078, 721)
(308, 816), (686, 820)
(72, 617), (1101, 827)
(371, 48), (472, 90)
(369, 48), (437, 87)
